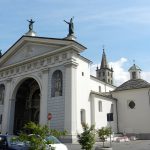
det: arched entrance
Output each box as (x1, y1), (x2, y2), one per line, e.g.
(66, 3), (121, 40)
(13, 78), (40, 134)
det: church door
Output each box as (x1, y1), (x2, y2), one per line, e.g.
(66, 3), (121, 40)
(13, 78), (40, 134)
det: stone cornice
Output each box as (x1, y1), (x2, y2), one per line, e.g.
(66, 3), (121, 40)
(0, 51), (75, 80)
(64, 59), (78, 69)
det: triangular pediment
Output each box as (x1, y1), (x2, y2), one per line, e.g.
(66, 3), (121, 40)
(1, 42), (62, 67)
(0, 36), (86, 68)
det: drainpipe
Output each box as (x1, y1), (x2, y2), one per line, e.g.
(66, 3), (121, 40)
(115, 99), (119, 133)
(148, 88), (150, 105)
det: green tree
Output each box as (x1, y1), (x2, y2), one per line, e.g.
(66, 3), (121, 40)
(97, 127), (111, 148)
(77, 123), (96, 150)
(17, 122), (67, 150)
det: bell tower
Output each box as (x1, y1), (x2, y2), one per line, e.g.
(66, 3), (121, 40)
(96, 48), (113, 85)
(128, 62), (141, 80)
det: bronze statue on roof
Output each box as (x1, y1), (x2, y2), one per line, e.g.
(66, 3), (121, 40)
(27, 19), (35, 31)
(64, 17), (74, 35)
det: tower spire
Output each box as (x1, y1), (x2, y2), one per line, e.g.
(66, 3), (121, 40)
(100, 46), (108, 69)
(96, 47), (114, 85)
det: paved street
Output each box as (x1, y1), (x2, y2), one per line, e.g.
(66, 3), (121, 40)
(66, 140), (150, 150)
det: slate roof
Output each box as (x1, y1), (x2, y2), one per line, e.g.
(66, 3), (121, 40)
(114, 79), (150, 92)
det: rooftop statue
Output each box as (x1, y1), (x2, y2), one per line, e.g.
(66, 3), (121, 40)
(64, 17), (74, 35)
(27, 19), (35, 31)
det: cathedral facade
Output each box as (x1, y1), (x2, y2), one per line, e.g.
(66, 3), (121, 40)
(0, 32), (118, 142)
(0, 23), (150, 142)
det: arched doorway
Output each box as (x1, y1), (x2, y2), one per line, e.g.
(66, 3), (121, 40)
(13, 78), (40, 134)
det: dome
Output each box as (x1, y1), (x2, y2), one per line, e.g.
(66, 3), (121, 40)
(128, 64), (141, 71)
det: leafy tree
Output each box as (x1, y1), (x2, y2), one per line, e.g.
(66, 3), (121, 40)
(77, 123), (96, 150)
(16, 122), (67, 150)
(97, 127), (111, 148)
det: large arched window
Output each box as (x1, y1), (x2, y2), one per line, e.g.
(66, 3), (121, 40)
(51, 70), (63, 97)
(0, 84), (5, 105)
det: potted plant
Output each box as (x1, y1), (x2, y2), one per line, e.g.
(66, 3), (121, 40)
(95, 127), (112, 150)
(77, 123), (96, 150)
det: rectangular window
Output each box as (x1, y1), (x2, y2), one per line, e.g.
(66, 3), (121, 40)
(99, 86), (101, 92)
(81, 109), (86, 124)
(132, 72), (136, 79)
(98, 101), (102, 112)
(111, 104), (114, 113)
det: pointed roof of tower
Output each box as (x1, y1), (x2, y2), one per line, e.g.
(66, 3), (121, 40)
(100, 48), (109, 69)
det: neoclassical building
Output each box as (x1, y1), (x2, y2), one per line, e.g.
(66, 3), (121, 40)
(0, 22), (118, 142)
(0, 22), (150, 142)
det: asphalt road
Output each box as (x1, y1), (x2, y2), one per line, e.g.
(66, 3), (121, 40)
(66, 140), (150, 150)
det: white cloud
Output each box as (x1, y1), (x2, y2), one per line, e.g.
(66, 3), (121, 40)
(109, 58), (129, 86)
(91, 57), (150, 86)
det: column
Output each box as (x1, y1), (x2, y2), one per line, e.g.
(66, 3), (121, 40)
(39, 69), (49, 125)
(2, 79), (12, 134)
(64, 61), (78, 142)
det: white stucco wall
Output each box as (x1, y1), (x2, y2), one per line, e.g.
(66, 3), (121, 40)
(90, 76), (115, 93)
(76, 57), (116, 133)
(76, 57), (91, 132)
(90, 94), (117, 133)
(112, 88), (150, 134)
(0, 36), (118, 141)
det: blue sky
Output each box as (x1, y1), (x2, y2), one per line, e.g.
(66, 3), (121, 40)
(0, 0), (150, 85)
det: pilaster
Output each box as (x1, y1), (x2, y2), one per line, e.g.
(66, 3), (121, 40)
(8, 99), (16, 134)
(90, 94), (95, 125)
(2, 79), (12, 134)
(64, 61), (78, 142)
(39, 69), (49, 125)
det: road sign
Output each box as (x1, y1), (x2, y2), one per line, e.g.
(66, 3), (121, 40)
(48, 113), (52, 120)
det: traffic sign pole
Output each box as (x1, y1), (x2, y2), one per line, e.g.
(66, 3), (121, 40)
(47, 113), (52, 129)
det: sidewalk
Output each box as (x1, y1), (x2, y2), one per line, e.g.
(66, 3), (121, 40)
(66, 140), (150, 150)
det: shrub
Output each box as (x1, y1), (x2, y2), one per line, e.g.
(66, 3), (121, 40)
(77, 123), (96, 150)
(97, 127), (111, 148)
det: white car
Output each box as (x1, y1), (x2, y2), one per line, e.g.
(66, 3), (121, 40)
(45, 135), (68, 150)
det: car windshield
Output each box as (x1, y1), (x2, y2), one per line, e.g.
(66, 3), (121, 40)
(45, 136), (61, 144)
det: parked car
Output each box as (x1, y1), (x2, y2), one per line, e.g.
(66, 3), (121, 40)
(45, 135), (68, 150)
(0, 134), (29, 150)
